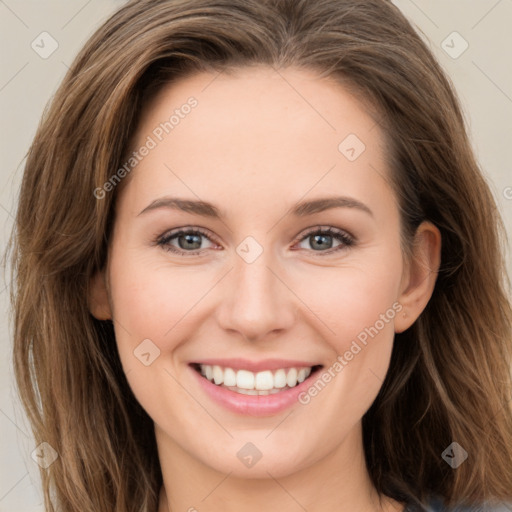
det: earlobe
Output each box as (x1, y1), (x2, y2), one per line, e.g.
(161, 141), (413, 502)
(395, 221), (441, 333)
(88, 270), (112, 320)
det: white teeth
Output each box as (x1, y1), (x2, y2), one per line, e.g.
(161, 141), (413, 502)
(286, 368), (298, 387)
(223, 367), (237, 387)
(212, 365), (223, 385)
(255, 370), (274, 390)
(236, 370), (255, 390)
(197, 364), (314, 392)
(273, 369), (287, 388)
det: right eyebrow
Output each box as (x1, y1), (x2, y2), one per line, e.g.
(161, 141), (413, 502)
(138, 197), (224, 219)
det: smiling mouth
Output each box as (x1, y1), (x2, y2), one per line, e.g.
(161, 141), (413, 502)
(191, 363), (323, 395)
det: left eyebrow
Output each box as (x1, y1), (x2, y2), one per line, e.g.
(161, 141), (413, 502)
(137, 195), (373, 219)
(291, 196), (373, 217)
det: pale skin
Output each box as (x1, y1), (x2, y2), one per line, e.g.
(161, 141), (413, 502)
(89, 66), (441, 512)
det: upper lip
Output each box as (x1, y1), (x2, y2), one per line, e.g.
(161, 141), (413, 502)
(190, 358), (322, 372)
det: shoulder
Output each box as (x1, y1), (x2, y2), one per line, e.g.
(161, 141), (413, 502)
(426, 496), (512, 512)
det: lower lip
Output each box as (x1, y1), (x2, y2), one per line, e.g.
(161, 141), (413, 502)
(190, 365), (321, 417)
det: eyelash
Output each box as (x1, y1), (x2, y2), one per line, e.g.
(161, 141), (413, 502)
(155, 226), (355, 256)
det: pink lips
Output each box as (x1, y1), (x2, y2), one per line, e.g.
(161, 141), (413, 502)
(189, 359), (322, 417)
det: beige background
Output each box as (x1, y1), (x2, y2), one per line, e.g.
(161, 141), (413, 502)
(0, 1), (511, 510)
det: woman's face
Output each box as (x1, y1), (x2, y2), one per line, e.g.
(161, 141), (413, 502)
(95, 66), (437, 479)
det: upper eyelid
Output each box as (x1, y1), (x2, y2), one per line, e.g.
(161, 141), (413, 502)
(295, 225), (353, 239)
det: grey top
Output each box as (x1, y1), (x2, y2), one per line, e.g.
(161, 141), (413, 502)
(409, 497), (512, 512)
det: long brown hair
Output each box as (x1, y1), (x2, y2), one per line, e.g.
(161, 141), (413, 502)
(9, 0), (512, 511)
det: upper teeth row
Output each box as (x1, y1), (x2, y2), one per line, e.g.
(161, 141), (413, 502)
(199, 364), (313, 390)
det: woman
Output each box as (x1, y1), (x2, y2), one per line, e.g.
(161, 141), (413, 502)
(9, 0), (512, 511)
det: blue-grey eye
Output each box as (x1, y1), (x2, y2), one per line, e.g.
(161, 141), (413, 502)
(158, 228), (216, 254)
(296, 228), (353, 252)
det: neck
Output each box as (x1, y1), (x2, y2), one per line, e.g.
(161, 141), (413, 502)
(155, 422), (405, 512)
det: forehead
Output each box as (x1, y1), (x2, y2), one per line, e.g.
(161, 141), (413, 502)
(135, 65), (383, 148)
(120, 65), (393, 217)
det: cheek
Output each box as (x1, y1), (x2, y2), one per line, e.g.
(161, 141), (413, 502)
(291, 263), (402, 435)
(285, 249), (403, 417)
(288, 253), (403, 352)
(108, 249), (220, 369)
(106, 256), (210, 423)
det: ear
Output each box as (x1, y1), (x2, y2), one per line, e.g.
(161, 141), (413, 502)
(394, 221), (441, 333)
(88, 270), (112, 320)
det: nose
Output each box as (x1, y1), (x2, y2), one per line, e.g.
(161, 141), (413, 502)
(215, 245), (297, 343)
